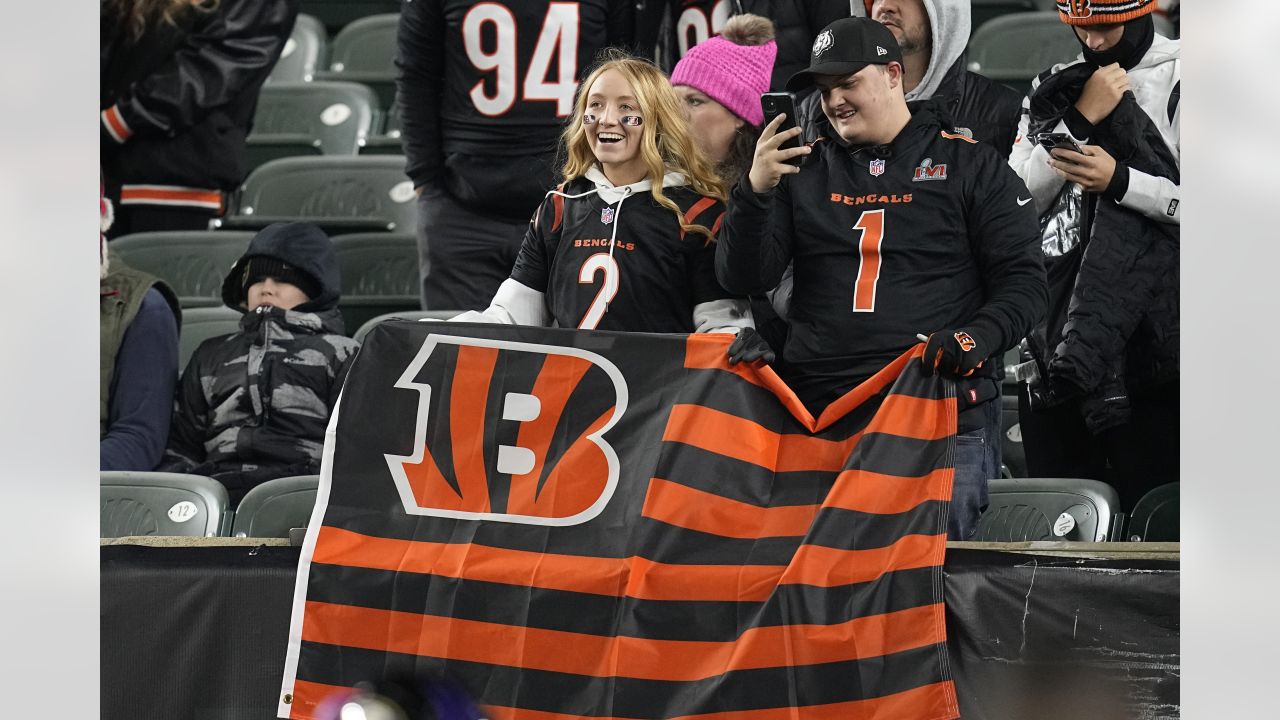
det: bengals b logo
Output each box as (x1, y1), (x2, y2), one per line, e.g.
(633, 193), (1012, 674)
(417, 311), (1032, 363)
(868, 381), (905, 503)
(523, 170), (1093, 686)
(1065, 0), (1092, 19)
(384, 334), (628, 526)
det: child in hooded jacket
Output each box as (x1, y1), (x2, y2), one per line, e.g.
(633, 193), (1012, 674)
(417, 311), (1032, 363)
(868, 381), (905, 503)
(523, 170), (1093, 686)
(159, 222), (359, 505)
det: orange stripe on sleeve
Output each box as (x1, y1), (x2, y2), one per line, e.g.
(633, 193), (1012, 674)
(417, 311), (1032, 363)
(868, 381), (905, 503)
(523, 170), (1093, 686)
(642, 477), (818, 539)
(299, 601), (946, 682)
(551, 193), (564, 232)
(101, 105), (132, 142)
(940, 130), (977, 144)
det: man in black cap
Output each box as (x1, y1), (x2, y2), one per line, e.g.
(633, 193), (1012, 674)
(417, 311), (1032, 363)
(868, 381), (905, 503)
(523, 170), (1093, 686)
(716, 17), (1047, 539)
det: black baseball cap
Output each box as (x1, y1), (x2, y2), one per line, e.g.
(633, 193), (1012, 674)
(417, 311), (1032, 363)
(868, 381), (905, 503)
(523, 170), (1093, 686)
(785, 17), (904, 92)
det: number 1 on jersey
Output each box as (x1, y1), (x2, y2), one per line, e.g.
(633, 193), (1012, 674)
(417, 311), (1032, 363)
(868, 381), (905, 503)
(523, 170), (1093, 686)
(463, 3), (580, 117)
(852, 209), (884, 313)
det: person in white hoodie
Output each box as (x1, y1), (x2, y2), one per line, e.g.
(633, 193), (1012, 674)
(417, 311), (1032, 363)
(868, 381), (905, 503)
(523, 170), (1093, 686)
(1008, 0), (1180, 507)
(457, 53), (767, 360)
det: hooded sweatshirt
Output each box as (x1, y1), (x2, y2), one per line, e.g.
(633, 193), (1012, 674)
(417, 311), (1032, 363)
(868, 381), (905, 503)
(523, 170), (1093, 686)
(160, 222), (360, 505)
(455, 166), (753, 334)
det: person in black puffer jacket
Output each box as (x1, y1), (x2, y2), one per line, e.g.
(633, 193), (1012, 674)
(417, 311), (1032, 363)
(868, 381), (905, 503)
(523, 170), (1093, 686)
(1008, 0), (1180, 512)
(100, 0), (298, 237)
(159, 222), (360, 506)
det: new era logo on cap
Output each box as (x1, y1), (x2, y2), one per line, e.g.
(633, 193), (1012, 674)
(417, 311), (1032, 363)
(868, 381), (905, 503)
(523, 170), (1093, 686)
(876, 46), (887, 56)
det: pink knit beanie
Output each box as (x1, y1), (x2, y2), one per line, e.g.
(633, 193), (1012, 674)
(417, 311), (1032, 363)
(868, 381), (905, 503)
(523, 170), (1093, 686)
(671, 15), (777, 127)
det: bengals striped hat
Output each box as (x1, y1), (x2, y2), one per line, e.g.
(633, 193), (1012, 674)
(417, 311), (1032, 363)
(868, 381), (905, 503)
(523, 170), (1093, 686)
(1056, 0), (1155, 26)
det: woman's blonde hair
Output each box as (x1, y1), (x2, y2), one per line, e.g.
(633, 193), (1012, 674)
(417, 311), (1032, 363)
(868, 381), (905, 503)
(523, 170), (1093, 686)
(106, 0), (218, 43)
(560, 51), (726, 241)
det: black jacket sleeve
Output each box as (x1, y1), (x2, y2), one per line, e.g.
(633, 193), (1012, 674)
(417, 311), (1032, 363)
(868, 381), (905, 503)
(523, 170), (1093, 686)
(107, 0), (298, 141)
(159, 348), (213, 473)
(964, 148), (1048, 355)
(395, 0), (446, 191)
(716, 175), (795, 296)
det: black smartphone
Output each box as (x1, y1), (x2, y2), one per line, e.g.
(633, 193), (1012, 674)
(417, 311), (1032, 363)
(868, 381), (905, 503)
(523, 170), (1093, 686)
(760, 92), (805, 167)
(1035, 132), (1084, 154)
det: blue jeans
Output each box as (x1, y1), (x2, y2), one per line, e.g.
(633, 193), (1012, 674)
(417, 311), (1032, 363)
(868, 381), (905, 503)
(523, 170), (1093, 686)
(949, 398), (1001, 540)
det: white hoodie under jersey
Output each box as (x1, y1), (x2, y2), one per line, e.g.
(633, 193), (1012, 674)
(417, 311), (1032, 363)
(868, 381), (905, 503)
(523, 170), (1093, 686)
(454, 165), (754, 334)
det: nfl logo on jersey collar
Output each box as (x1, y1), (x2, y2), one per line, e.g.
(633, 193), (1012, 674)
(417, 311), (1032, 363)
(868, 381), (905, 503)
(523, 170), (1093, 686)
(600, 206), (616, 224)
(869, 158), (885, 177)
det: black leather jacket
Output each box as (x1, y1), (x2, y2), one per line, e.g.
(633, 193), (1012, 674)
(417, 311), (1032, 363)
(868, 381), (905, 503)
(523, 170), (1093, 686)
(100, 0), (299, 191)
(1024, 63), (1179, 433)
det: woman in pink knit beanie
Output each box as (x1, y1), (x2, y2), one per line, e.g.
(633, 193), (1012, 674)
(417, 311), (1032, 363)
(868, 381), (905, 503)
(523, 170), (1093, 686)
(671, 15), (778, 183)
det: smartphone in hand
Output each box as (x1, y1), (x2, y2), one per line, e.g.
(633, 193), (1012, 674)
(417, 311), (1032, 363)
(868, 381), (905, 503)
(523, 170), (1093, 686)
(1035, 132), (1084, 154)
(761, 92), (805, 167)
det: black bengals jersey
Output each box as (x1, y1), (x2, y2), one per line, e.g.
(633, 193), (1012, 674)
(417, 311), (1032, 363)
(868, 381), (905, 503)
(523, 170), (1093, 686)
(397, 0), (633, 219)
(510, 175), (732, 333)
(636, 0), (734, 71)
(718, 102), (1047, 412)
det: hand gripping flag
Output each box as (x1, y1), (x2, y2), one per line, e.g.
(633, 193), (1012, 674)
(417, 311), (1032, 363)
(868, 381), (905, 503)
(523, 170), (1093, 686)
(279, 322), (960, 720)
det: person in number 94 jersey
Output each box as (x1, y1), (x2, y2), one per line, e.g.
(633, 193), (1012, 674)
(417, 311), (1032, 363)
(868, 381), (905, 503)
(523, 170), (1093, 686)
(396, 0), (634, 312)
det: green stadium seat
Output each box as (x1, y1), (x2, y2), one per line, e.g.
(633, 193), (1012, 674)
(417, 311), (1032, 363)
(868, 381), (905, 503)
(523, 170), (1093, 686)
(1125, 482), (1178, 542)
(231, 475), (321, 538)
(1001, 394), (1027, 478)
(179, 307), (243, 372)
(247, 81), (378, 168)
(315, 13), (399, 110)
(267, 13), (328, 83)
(110, 231), (254, 308)
(352, 310), (459, 344)
(301, 0), (400, 36)
(971, 0), (1040, 31)
(359, 99), (403, 155)
(216, 155), (417, 235)
(966, 12), (1082, 95)
(975, 477), (1121, 542)
(101, 471), (231, 538)
(332, 232), (420, 333)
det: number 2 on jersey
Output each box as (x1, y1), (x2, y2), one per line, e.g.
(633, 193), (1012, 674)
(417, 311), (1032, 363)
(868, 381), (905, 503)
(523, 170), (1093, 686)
(577, 253), (619, 330)
(463, 3), (580, 117)
(851, 209), (885, 313)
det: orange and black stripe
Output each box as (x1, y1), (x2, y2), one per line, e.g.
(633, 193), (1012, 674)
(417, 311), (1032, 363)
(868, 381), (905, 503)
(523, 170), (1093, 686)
(288, 326), (958, 720)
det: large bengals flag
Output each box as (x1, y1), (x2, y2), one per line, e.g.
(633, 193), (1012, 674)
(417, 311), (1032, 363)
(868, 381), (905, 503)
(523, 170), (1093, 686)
(279, 322), (960, 720)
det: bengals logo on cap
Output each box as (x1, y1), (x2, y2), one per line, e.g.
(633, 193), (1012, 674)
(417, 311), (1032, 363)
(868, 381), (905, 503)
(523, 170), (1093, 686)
(1066, 0), (1092, 18)
(953, 331), (977, 352)
(385, 334), (628, 526)
(812, 29), (834, 58)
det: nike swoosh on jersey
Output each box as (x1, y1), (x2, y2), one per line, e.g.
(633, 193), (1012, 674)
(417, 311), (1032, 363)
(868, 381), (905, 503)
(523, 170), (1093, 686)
(1017, 197), (1032, 206)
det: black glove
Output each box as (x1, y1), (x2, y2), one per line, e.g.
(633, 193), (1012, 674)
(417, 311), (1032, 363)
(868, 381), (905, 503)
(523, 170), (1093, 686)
(921, 328), (986, 378)
(727, 328), (776, 366)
